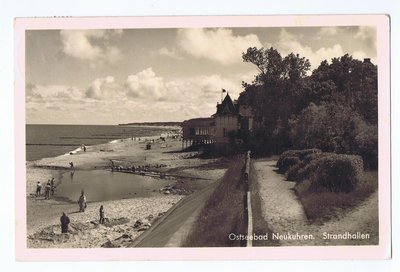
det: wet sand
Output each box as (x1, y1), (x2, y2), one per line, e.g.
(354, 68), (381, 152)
(26, 135), (227, 248)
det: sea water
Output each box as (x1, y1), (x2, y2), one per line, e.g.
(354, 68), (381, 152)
(55, 170), (171, 202)
(26, 124), (175, 161)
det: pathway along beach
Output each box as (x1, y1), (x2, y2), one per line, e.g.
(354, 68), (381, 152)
(26, 133), (227, 248)
(252, 159), (379, 246)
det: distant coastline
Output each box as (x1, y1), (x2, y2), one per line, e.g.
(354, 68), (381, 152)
(26, 124), (177, 162)
(118, 122), (182, 127)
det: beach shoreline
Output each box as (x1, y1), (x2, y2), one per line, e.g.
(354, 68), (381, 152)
(26, 131), (228, 248)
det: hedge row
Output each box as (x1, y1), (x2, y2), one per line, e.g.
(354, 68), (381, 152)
(276, 149), (321, 173)
(277, 150), (364, 193)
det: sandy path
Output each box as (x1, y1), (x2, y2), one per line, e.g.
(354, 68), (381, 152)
(164, 178), (222, 247)
(253, 160), (314, 246)
(253, 159), (379, 246)
(132, 170), (225, 247)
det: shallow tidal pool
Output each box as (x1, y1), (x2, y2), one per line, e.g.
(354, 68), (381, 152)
(55, 170), (169, 202)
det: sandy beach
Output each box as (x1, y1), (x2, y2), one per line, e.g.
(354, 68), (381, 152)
(26, 132), (227, 248)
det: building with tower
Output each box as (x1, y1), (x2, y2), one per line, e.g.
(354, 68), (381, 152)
(182, 92), (254, 148)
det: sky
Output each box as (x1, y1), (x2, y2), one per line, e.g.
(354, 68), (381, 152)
(25, 26), (377, 125)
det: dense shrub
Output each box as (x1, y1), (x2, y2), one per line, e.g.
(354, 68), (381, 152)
(276, 148), (321, 173)
(286, 161), (306, 180)
(303, 152), (320, 163)
(279, 156), (300, 174)
(308, 154), (364, 193)
(354, 122), (378, 169)
(287, 152), (331, 181)
(285, 152), (324, 180)
(287, 162), (315, 181)
(281, 149), (364, 193)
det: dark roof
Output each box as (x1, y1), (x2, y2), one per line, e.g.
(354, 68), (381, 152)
(182, 117), (214, 126)
(214, 93), (239, 116)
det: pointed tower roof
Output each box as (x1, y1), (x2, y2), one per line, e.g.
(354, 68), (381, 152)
(214, 93), (239, 116)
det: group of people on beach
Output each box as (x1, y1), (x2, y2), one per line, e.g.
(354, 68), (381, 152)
(35, 185), (105, 234)
(110, 162), (168, 179)
(76, 190), (103, 222)
(110, 159), (166, 173)
(35, 177), (56, 199)
(59, 191), (105, 234)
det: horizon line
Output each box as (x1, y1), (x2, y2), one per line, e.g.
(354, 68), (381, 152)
(26, 121), (184, 126)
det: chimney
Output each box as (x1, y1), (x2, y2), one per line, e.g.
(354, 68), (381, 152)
(363, 58), (371, 64)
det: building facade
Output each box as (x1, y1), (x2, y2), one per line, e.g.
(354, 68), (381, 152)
(181, 117), (215, 149)
(213, 93), (241, 144)
(181, 93), (254, 148)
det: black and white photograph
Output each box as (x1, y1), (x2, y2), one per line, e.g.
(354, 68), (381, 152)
(2, 0), (400, 270)
(21, 21), (385, 250)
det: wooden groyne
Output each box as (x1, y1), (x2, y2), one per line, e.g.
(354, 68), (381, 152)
(107, 168), (212, 181)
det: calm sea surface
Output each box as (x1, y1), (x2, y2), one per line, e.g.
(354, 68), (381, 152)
(56, 170), (170, 202)
(26, 124), (174, 161)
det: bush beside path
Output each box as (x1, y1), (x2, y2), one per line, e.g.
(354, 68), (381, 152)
(252, 159), (378, 246)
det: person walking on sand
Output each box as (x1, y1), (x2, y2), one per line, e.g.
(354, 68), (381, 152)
(36, 181), (42, 197)
(50, 177), (55, 196)
(110, 160), (115, 171)
(60, 212), (70, 233)
(78, 190), (87, 212)
(69, 161), (74, 169)
(45, 181), (51, 199)
(99, 205), (105, 224)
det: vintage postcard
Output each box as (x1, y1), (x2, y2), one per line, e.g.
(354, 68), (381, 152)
(14, 15), (391, 260)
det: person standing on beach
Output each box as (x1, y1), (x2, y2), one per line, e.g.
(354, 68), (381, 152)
(36, 181), (42, 197)
(99, 205), (105, 224)
(78, 190), (87, 212)
(69, 162), (74, 169)
(60, 212), (70, 233)
(45, 181), (51, 199)
(110, 160), (115, 171)
(50, 178), (55, 196)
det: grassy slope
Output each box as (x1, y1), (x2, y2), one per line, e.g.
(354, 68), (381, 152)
(294, 171), (378, 223)
(183, 155), (247, 247)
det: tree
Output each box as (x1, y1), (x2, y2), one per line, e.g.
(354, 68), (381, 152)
(242, 47), (284, 86)
(288, 101), (378, 168)
(240, 47), (311, 155)
(239, 47), (377, 168)
(282, 53), (311, 82)
(310, 54), (378, 124)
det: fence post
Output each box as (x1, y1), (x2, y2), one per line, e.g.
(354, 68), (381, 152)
(245, 151), (253, 247)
